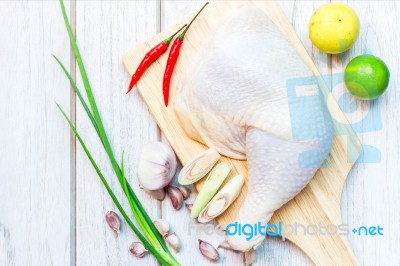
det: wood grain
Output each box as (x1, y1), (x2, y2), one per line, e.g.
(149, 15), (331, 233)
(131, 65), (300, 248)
(335, 2), (400, 266)
(1, 1), (400, 265)
(0, 1), (71, 265)
(74, 1), (160, 265)
(123, 1), (361, 265)
(252, 1), (330, 264)
(161, 2), (245, 265)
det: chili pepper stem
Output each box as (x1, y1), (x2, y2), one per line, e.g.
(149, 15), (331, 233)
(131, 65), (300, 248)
(126, 24), (187, 94)
(162, 2), (209, 107)
(178, 2), (209, 40)
(164, 24), (188, 45)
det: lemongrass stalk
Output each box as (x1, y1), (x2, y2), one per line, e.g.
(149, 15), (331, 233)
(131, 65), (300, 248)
(191, 162), (231, 218)
(178, 149), (220, 185)
(197, 175), (245, 223)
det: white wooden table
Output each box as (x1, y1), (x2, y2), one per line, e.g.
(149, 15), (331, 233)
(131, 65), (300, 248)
(1, 1), (399, 265)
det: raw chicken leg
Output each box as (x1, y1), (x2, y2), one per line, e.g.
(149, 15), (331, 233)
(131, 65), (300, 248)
(174, 7), (333, 251)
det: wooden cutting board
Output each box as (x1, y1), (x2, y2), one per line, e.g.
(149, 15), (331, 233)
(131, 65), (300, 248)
(123, 1), (361, 265)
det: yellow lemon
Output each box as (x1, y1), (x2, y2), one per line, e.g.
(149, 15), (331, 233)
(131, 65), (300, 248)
(309, 3), (360, 54)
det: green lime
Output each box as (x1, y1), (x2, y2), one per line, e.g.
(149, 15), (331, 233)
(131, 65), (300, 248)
(344, 55), (390, 100)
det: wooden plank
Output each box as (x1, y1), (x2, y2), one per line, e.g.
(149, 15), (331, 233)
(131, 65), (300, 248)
(74, 1), (160, 265)
(335, 1), (400, 265)
(0, 1), (71, 265)
(0, 0), (396, 265)
(123, 0), (361, 264)
(250, 1), (330, 265)
(161, 2), (245, 265)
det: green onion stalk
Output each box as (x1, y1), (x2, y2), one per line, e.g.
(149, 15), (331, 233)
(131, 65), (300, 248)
(55, 0), (180, 265)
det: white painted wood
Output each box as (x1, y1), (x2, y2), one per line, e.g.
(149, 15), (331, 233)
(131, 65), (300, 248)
(74, 1), (160, 265)
(159, 1), (400, 265)
(251, 1), (329, 265)
(161, 2), (243, 265)
(1, 0), (399, 265)
(0, 1), (71, 265)
(158, 1), (325, 265)
(335, 1), (400, 266)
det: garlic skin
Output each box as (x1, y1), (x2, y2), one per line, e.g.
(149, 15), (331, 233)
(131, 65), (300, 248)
(166, 186), (184, 210)
(185, 203), (193, 212)
(218, 240), (238, 253)
(166, 233), (180, 252)
(244, 249), (256, 266)
(199, 239), (219, 261)
(145, 188), (166, 201)
(129, 241), (148, 258)
(138, 142), (177, 190)
(177, 186), (191, 200)
(153, 219), (170, 236)
(105, 211), (121, 236)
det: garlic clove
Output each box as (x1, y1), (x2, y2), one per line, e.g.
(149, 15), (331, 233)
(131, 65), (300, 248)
(137, 142), (177, 190)
(244, 249), (256, 266)
(153, 219), (170, 237)
(197, 175), (244, 223)
(178, 149), (220, 185)
(166, 233), (180, 252)
(199, 239), (219, 261)
(105, 211), (121, 236)
(177, 186), (191, 200)
(129, 241), (148, 258)
(218, 240), (239, 253)
(166, 186), (183, 210)
(145, 188), (166, 201)
(185, 203), (193, 212)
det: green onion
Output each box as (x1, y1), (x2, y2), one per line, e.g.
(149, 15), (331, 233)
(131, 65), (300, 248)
(55, 0), (180, 265)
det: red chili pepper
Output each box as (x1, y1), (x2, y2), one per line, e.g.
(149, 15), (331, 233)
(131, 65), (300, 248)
(127, 24), (187, 94)
(162, 2), (209, 107)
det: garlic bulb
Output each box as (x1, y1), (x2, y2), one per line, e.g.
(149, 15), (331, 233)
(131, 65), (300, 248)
(138, 142), (177, 190)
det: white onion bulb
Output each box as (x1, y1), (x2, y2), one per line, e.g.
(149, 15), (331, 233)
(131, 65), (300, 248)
(137, 142), (177, 190)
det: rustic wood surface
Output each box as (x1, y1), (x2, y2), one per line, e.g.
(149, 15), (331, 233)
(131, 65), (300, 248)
(122, 1), (362, 265)
(0, 1), (72, 265)
(0, 1), (399, 266)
